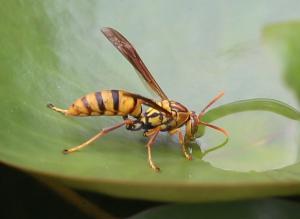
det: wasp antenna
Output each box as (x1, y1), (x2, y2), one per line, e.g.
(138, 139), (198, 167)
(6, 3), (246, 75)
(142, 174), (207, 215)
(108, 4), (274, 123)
(198, 121), (229, 137)
(199, 91), (225, 118)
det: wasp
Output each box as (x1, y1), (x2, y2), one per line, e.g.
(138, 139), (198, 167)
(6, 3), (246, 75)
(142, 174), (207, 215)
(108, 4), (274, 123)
(48, 27), (228, 172)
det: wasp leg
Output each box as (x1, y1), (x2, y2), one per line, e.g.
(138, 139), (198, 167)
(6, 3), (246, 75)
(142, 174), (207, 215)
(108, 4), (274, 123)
(146, 129), (161, 172)
(47, 103), (68, 115)
(122, 116), (130, 129)
(63, 119), (134, 154)
(169, 129), (192, 160)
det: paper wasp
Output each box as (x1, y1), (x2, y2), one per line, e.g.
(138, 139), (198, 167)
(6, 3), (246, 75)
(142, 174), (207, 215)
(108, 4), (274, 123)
(48, 27), (228, 172)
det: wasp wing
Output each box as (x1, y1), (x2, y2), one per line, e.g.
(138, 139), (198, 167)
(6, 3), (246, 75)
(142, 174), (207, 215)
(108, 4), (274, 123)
(101, 27), (168, 100)
(123, 92), (172, 117)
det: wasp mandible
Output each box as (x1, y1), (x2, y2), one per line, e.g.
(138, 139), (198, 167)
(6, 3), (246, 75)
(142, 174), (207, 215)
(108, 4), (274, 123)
(48, 27), (229, 172)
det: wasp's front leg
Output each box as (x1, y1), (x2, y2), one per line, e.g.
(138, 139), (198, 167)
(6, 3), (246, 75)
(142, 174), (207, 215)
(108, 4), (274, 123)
(182, 118), (197, 160)
(169, 129), (192, 160)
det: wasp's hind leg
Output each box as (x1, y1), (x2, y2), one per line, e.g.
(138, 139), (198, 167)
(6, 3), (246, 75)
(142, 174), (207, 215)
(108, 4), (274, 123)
(122, 116), (143, 131)
(123, 116), (134, 130)
(47, 103), (68, 115)
(63, 119), (134, 154)
(169, 129), (192, 160)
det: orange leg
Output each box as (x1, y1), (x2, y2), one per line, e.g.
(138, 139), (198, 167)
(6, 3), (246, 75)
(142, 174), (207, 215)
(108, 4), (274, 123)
(64, 119), (134, 154)
(169, 129), (192, 160)
(47, 103), (68, 115)
(146, 129), (161, 172)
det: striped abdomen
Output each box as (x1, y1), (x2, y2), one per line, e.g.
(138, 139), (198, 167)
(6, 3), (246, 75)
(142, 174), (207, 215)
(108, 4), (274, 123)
(66, 90), (142, 117)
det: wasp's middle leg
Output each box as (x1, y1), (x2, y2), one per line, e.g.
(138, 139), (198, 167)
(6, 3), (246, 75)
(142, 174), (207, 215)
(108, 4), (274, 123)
(145, 128), (161, 172)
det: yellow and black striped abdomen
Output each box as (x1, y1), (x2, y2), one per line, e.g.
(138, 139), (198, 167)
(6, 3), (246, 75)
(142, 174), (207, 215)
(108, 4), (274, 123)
(66, 90), (142, 117)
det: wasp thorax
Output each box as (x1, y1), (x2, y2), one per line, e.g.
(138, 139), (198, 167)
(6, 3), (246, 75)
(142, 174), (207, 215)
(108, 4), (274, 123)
(176, 112), (190, 126)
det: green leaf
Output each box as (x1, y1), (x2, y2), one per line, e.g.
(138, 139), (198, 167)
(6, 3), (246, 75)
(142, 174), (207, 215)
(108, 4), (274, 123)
(263, 21), (300, 101)
(130, 199), (300, 219)
(1, 0), (300, 202)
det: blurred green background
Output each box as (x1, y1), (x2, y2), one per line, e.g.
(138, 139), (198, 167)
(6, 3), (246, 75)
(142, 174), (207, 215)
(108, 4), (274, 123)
(1, 0), (300, 218)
